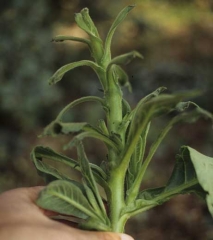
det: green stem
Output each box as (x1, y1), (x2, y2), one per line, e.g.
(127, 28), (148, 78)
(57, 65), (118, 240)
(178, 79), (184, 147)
(108, 169), (126, 232)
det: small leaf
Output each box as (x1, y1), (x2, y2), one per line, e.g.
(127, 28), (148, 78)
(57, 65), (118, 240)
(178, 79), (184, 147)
(109, 51), (143, 66)
(75, 8), (104, 63)
(52, 35), (90, 45)
(77, 142), (107, 216)
(186, 146), (213, 216)
(37, 180), (98, 220)
(48, 60), (104, 85)
(171, 102), (213, 125)
(65, 127), (119, 152)
(75, 8), (99, 37)
(103, 5), (135, 63)
(113, 65), (132, 92)
(41, 121), (88, 137)
(55, 96), (105, 121)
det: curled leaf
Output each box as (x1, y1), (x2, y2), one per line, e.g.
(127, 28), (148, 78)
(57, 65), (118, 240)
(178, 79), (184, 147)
(103, 5), (135, 63)
(48, 60), (104, 85)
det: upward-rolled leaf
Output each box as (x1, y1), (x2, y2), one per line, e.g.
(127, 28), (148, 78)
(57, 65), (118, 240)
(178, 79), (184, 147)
(103, 5), (135, 63)
(49, 60), (104, 85)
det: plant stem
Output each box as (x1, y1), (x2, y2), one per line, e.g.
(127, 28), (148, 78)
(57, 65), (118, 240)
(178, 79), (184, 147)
(108, 169), (126, 232)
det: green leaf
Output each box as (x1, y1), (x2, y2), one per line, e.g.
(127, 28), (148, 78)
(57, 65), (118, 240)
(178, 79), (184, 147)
(137, 87), (167, 105)
(77, 142), (107, 216)
(111, 65), (132, 92)
(108, 51), (143, 67)
(126, 101), (213, 203)
(125, 147), (206, 216)
(120, 93), (189, 172)
(171, 102), (213, 125)
(31, 146), (79, 169)
(37, 180), (99, 220)
(52, 35), (90, 45)
(186, 146), (213, 216)
(31, 146), (80, 183)
(41, 121), (88, 137)
(64, 127), (119, 152)
(127, 123), (150, 189)
(79, 217), (111, 231)
(48, 60), (104, 85)
(32, 146), (109, 197)
(75, 8), (104, 63)
(75, 8), (99, 37)
(103, 5), (135, 63)
(55, 96), (105, 121)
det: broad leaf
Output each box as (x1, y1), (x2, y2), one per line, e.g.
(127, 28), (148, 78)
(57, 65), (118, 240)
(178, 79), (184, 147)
(37, 180), (99, 220)
(186, 146), (213, 216)
(49, 60), (104, 85)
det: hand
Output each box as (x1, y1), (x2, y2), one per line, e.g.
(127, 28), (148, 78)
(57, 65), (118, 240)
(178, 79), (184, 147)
(0, 186), (134, 240)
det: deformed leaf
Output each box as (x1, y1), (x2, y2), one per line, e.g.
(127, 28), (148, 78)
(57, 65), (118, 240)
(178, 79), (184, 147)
(120, 93), (192, 171)
(48, 60), (104, 85)
(74, 8), (104, 62)
(103, 5), (135, 63)
(75, 8), (99, 38)
(32, 156), (71, 183)
(31, 146), (81, 184)
(52, 35), (90, 45)
(186, 146), (213, 216)
(37, 180), (98, 220)
(77, 141), (108, 216)
(125, 146), (206, 216)
(31, 146), (79, 169)
(55, 96), (105, 122)
(65, 128), (119, 152)
(113, 65), (132, 92)
(108, 51), (143, 66)
(41, 121), (89, 137)
(32, 146), (109, 197)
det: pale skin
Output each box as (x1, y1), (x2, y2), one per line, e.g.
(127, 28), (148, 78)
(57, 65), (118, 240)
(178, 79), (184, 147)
(0, 186), (133, 240)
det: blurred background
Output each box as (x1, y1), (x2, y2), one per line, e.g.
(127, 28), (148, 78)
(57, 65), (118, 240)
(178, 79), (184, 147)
(0, 0), (213, 239)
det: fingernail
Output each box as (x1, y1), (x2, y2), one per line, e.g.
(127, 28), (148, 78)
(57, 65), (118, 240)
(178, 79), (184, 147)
(119, 233), (134, 240)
